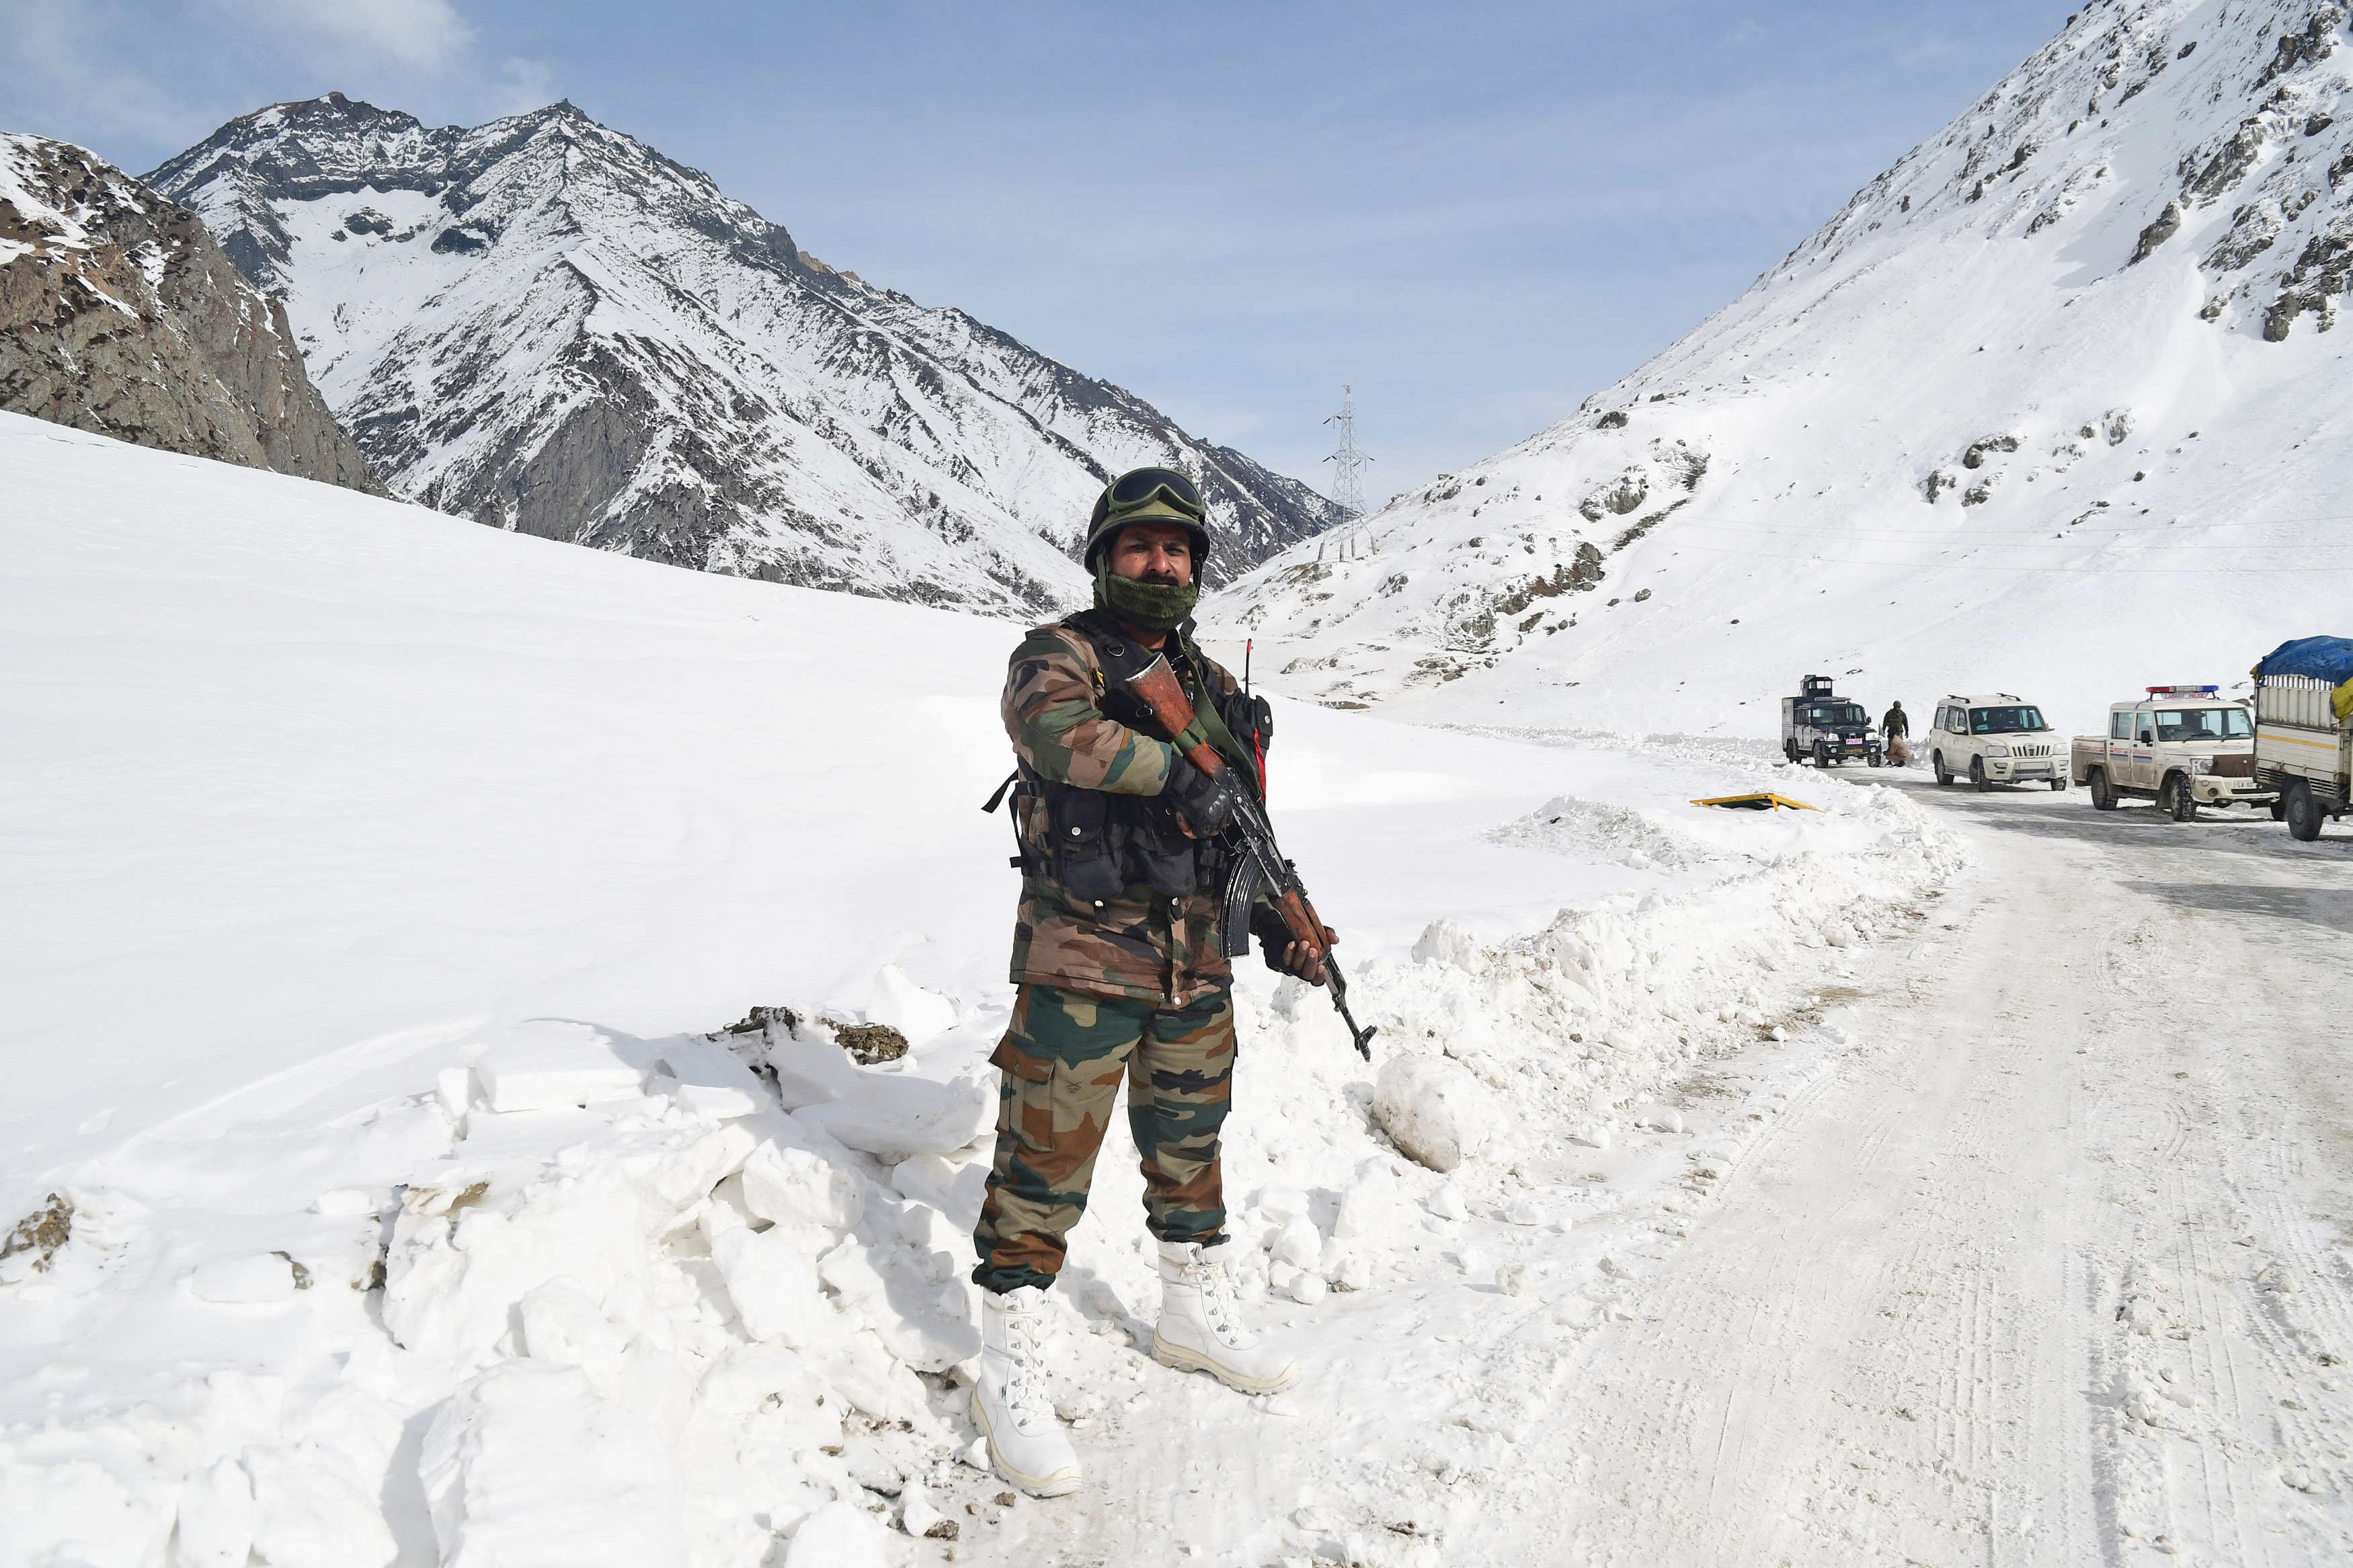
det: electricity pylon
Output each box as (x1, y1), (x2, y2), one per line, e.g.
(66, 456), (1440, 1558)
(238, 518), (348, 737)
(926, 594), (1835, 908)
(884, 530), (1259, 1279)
(1323, 385), (1371, 524)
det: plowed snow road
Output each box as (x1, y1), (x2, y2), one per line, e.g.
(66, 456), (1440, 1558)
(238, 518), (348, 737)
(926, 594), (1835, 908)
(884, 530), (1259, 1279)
(1541, 774), (2353, 1567)
(978, 772), (2353, 1568)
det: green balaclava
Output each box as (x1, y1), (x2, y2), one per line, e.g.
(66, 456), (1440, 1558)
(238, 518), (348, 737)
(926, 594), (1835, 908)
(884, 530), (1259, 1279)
(1095, 555), (1199, 631)
(1091, 503), (1202, 631)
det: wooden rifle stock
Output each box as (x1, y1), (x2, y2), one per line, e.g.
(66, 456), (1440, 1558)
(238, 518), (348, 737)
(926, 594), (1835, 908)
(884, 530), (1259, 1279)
(1114, 649), (1376, 1059)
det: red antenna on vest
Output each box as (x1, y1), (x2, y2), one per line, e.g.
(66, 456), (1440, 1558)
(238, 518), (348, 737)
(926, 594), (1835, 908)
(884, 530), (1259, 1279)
(1244, 638), (1266, 794)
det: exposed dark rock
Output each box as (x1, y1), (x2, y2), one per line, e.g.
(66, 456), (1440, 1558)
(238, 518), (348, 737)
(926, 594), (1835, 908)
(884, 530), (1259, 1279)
(2260, 211), (2353, 337)
(833, 1023), (908, 1065)
(2203, 198), (2285, 269)
(2253, 7), (2344, 90)
(2182, 124), (2268, 205)
(720, 1004), (801, 1039)
(1961, 434), (2021, 469)
(2131, 199), (2184, 261)
(1, 134), (381, 492)
(1, 1194), (72, 1276)
(1492, 544), (1606, 620)
(1578, 469), (1649, 522)
(1595, 410), (1630, 429)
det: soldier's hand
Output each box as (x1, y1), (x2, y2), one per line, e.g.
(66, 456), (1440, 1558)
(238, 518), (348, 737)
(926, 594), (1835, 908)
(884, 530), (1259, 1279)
(1281, 924), (1338, 986)
(1165, 757), (1240, 836)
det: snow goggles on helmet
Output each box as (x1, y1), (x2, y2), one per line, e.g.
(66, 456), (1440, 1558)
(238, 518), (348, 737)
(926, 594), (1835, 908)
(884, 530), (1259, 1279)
(1091, 467), (1205, 532)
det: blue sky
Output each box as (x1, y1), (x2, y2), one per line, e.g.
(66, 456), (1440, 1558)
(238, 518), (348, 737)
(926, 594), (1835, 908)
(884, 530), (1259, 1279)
(3, 1), (2069, 502)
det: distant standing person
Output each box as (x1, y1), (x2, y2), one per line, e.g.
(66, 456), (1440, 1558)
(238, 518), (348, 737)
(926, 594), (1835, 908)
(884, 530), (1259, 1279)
(1882, 700), (1911, 766)
(969, 467), (1330, 1497)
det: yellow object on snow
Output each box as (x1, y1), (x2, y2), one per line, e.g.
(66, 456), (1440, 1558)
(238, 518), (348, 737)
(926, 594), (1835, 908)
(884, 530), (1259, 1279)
(1690, 792), (1821, 813)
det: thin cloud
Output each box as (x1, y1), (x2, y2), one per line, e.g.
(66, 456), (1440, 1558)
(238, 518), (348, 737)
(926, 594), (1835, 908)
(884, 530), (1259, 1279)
(225, 0), (479, 72)
(0, 0), (553, 171)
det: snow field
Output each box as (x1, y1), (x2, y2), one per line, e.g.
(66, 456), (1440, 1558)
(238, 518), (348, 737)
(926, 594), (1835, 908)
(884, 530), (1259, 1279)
(0, 420), (1966, 1565)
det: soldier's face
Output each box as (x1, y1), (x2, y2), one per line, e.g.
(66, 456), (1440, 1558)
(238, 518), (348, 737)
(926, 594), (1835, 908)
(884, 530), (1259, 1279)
(1109, 524), (1194, 587)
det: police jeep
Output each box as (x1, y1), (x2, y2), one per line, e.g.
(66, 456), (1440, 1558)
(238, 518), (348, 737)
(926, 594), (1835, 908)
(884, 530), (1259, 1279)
(1781, 675), (1883, 768)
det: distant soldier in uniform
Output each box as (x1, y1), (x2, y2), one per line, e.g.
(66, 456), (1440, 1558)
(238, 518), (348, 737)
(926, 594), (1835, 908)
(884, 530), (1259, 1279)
(969, 467), (1326, 1496)
(1882, 699), (1911, 766)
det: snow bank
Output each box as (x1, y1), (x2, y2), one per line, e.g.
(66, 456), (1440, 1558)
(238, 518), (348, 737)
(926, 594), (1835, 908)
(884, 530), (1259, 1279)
(0, 419), (1964, 1564)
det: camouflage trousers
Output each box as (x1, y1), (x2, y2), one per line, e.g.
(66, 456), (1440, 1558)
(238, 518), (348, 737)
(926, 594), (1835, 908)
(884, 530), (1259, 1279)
(971, 982), (1235, 1295)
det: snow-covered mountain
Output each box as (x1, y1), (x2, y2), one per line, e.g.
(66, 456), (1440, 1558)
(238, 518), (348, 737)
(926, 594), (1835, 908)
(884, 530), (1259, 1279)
(146, 95), (1334, 613)
(1216, 0), (2353, 733)
(0, 133), (378, 492)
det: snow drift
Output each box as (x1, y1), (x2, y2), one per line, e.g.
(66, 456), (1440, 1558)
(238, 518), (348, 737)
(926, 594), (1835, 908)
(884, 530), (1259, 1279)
(0, 417), (1958, 1564)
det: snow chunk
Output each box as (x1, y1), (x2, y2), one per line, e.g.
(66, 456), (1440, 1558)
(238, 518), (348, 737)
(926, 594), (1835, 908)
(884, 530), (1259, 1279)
(711, 1227), (825, 1348)
(189, 1252), (301, 1303)
(473, 1021), (645, 1113)
(1374, 1054), (1506, 1173)
(784, 1499), (888, 1566)
(421, 1360), (686, 1568)
(656, 1037), (766, 1119)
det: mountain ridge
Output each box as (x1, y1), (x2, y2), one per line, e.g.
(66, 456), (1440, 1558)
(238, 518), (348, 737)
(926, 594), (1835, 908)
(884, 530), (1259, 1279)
(151, 93), (1335, 613)
(1211, 0), (2353, 731)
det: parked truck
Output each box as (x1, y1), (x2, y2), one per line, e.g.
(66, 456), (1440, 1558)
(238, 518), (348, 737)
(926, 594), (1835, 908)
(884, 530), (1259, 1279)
(2070, 686), (2270, 821)
(1781, 675), (1882, 768)
(2251, 636), (2353, 841)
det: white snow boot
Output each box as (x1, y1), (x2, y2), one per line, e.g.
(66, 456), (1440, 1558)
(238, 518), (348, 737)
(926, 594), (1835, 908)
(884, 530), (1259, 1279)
(969, 1285), (1081, 1497)
(1152, 1238), (1301, 1393)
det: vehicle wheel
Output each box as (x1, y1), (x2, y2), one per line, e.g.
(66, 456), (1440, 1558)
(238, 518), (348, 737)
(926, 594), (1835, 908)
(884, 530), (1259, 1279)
(2270, 797), (2288, 822)
(1814, 740), (1830, 769)
(2089, 768), (2116, 811)
(1868, 752), (1882, 769)
(2049, 778), (2067, 792)
(2163, 772), (2198, 823)
(2286, 781), (2323, 841)
(1933, 751), (1952, 786)
(1970, 757), (1991, 793)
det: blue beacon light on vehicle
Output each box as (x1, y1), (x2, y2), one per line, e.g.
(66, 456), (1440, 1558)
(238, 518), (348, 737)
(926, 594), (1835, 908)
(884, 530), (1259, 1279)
(2144, 685), (2220, 696)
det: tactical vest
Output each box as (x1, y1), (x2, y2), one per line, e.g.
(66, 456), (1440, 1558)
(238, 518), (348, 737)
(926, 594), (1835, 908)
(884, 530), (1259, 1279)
(989, 611), (1247, 907)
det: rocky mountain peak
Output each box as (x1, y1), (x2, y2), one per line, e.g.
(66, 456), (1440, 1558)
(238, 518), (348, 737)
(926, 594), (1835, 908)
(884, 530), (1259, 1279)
(0, 132), (381, 492)
(149, 98), (1334, 612)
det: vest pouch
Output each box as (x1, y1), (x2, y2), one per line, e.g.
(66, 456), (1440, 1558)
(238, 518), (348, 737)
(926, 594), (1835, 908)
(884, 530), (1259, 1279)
(1126, 804), (1199, 899)
(1049, 786), (1127, 904)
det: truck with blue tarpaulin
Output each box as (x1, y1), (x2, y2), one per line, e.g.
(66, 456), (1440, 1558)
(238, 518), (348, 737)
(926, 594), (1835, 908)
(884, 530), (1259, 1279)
(2252, 635), (2353, 841)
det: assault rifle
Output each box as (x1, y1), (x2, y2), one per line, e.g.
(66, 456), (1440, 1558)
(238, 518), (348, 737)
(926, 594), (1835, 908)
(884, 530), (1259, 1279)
(1092, 634), (1378, 1059)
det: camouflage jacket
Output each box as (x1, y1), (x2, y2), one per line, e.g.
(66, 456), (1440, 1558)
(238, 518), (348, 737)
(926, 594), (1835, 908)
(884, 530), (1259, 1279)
(1002, 616), (1250, 1005)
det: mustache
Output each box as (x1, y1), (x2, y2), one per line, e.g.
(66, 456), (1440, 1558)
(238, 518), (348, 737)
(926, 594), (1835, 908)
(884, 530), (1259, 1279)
(1139, 569), (1183, 587)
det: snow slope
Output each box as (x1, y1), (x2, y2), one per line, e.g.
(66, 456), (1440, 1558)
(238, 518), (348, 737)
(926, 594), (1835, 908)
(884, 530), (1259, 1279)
(143, 94), (1335, 614)
(0, 413), (1959, 1566)
(1215, 0), (2353, 738)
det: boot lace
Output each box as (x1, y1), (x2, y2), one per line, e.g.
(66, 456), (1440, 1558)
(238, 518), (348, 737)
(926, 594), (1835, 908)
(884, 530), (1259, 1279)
(1000, 1307), (1055, 1423)
(1186, 1254), (1249, 1345)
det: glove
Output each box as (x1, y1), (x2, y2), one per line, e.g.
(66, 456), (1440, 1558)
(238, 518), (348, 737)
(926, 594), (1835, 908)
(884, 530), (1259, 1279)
(1164, 756), (1240, 836)
(1250, 903), (1331, 983)
(1224, 692), (1273, 754)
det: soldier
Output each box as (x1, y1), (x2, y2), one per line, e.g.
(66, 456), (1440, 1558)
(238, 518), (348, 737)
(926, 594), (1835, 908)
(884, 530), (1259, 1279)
(1882, 700), (1911, 766)
(969, 466), (1328, 1497)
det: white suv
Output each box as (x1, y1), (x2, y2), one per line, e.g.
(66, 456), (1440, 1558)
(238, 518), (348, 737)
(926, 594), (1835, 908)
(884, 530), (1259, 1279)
(1927, 693), (2067, 792)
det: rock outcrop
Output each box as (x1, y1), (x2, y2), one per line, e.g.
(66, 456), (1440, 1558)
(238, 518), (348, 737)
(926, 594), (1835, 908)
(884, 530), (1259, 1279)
(0, 133), (379, 492)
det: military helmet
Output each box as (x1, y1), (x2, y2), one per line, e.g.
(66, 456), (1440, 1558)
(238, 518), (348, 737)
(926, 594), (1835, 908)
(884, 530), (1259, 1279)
(1082, 466), (1211, 569)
